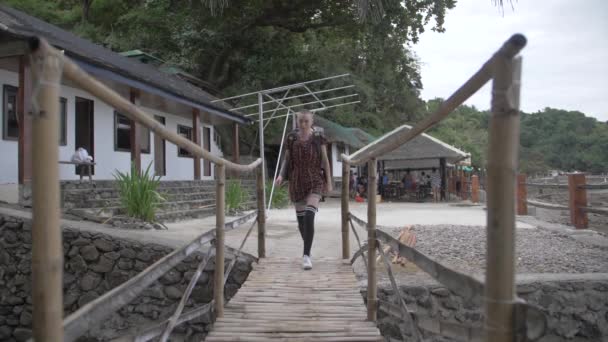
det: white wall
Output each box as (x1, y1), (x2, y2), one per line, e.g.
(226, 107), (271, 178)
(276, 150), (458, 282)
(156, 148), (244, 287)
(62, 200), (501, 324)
(0, 69), (18, 184)
(0, 69), (224, 184)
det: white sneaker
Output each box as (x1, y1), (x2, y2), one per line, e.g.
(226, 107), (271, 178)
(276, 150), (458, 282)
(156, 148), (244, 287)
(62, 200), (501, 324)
(302, 255), (312, 270)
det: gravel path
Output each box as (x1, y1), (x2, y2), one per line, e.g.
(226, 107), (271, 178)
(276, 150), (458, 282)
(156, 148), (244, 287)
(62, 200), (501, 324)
(386, 224), (608, 275)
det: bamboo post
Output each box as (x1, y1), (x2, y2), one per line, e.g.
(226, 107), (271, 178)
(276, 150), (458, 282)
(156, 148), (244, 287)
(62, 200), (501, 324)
(256, 166), (266, 258)
(29, 37), (64, 341)
(568, 173), (588, 229)
(367, 158), (378, 321)
(484, 33), (526, 342)
(471, 175), (480, 203)
(517, 174), (528, 215)
(214, 164), (226, 318)
(341, 161), (350, 259)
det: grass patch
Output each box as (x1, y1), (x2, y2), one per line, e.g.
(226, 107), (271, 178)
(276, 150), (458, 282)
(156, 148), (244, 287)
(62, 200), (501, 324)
(113, 162), (165, 222)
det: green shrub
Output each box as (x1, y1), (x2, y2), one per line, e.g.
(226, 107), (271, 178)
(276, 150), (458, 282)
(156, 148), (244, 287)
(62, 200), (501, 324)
(226, 180), (250, 214)
(113, 162), (165, 222)
(266, 182), (289, 209)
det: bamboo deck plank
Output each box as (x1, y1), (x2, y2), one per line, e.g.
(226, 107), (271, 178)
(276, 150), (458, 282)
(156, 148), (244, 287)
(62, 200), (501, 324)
(206, 257), (382, 342)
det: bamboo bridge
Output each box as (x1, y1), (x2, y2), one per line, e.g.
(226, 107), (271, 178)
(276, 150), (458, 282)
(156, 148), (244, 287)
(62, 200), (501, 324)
(21, 34), (560, 342)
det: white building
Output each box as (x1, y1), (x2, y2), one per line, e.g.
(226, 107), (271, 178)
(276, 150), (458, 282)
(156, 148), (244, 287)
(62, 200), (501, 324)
(0, 6), (249, 201)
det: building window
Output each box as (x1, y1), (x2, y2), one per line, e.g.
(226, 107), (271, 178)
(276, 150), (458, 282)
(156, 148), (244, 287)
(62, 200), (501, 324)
(114, 112), (150, 153)
(59, 97), (67, 146)
(337, 142), (346, 156)
(178, 125), (193, 157)
(2, 85), (18, 140)
(213, 129), (221, 151)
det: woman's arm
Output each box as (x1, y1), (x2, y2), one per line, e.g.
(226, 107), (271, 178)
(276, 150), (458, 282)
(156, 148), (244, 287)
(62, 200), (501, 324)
(320, 145), (332, 192)
(275, 149), (289, 185)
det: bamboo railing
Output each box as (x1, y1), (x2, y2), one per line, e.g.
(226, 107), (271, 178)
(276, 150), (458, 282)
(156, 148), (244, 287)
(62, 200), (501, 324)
(27, 37), (267, 341)
(339, 34), (550, 342)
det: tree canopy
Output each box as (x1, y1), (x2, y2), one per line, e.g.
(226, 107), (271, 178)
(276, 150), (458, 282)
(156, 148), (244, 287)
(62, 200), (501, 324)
(3, 0), (605, 173)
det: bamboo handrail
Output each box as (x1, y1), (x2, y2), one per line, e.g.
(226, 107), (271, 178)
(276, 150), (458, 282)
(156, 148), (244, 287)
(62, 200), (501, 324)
(349, 213), (485, 305)
(367, 158), (378, 321)
(29, 37), (262, 173)
(342, 34), (526, 166)
(582, 206), (608, 216)
(526, 199), (569, 211)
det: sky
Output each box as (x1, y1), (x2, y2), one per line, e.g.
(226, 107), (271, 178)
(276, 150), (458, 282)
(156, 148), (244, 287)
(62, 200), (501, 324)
(412, 0), (608, 122)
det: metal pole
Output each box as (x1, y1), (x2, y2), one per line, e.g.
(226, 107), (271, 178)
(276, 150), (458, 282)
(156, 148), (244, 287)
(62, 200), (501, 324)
(484, 52), (523, 341)
(214, 164), (226, 318)
(367, 158), (377, 321)
(257, 92), (267, 218)
(230, 85), (355, 112)
(29, 37), (64, 342)
(255, 101), (362, 123)
(268, 110), (291, 209)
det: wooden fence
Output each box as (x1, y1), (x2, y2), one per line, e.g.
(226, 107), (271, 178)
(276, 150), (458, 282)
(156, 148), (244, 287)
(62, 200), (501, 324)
(340, 34), (548, 342)
(26, 37), (267, 341)
(519, 173), (608, 229)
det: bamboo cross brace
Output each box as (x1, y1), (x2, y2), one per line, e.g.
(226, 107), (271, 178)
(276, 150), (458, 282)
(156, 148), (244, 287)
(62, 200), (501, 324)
(223, 217), (258, 285)
(135, 301), (215, 342)
(348, 218), (367, 269)
(376, 240), (420, 342)
(159, 245), (214, 341)
(350, 244), (369, 267)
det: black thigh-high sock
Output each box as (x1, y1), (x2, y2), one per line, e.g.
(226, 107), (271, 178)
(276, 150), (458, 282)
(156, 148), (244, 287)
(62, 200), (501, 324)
(303, 206), (317, 257)
(296, 210), (305, 254)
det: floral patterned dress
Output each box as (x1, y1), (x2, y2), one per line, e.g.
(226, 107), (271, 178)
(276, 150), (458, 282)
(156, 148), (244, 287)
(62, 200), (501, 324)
(286, 131), (326, 202)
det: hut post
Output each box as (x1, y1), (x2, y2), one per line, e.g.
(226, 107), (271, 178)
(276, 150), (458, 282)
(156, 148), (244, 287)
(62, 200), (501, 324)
(29, 38), (64, 341)
(440, 157), (447, 201)
(214, 164), (226, 317)
(471, 175), (480, 203)
(568, 173), (588, 229)
(341, 160), (350, 259)
(517, 174), (528, 215)
(484, 48), (524, 341)
(367, 158), (378, 321)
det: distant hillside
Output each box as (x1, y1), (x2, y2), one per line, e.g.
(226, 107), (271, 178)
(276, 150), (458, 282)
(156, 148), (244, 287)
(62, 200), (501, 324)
(424, 99), (608, 173)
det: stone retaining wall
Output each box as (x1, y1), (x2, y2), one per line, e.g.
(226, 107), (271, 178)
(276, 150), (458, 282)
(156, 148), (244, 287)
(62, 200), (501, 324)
(374, 276), (608, 342)
(0, 213), (255, 342)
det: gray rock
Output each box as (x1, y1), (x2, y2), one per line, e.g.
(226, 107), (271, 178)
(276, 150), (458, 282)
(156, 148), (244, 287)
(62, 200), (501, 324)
(72, 237), (91, 246)
(134, 260), (147, 271)
(164, 286), (183, 300)
(120, 248), (136, 259)
(117, 259), (134, 270)
(141, 286), (165, 300)
(5, 296), (24, 305)
(160, 270), (182, 285)
(4, 231), (17, 244)
(68, 255), (88, 273)
(89, 255), (115, 273)
(108, 270), (130, 288)
(64, 293), (79, 308)
(0, 326), (11, 339)
(80, 273), (102, 291)
(77, 292), (99, 307)
(136, 251), (152, 262)
(93, 238), (114, 252)
(80, 245), (100, 262)
(67, 246), (80, 257)
(19, 311), (31, 326)
(104, 251), (121, 261)
(431, 287), (450, 297)
(12, 328), (32, 342)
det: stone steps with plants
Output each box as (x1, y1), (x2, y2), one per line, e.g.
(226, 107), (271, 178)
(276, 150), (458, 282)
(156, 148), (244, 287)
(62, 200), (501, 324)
(60, 179), (257, 224)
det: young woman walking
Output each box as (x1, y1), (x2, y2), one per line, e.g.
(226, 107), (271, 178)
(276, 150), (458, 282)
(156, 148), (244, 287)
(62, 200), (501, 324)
(275, 110), (332, 270)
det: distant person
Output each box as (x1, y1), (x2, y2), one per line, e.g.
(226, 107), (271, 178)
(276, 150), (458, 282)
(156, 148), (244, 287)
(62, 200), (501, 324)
(431, 168), (441, 202)
(275, 110), (332, 270)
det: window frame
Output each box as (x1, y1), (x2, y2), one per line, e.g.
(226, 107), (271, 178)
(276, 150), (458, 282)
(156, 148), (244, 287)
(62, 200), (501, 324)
(177, 124), (193, 158)
(59, 97), (67, 146)
(113, 111), (150, 153)
(2, 85), (18, 141)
